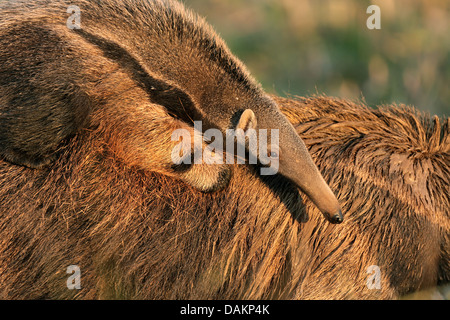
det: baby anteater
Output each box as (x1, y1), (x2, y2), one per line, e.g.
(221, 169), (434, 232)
(0, 0), (342, 223)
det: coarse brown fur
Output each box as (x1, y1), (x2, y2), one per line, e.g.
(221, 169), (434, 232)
(0, 94), (448, 299)
(0, 0), (449, 299)
(0, 0), (343, 222)
(281, 96), (450, 299)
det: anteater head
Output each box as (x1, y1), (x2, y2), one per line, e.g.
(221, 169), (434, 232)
(232, 97), (343, 224)
(0, 0), (342, 224)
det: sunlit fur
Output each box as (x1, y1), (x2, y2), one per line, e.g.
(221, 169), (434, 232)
(0, 95), (448, 299)
(0, 0), (448, 299)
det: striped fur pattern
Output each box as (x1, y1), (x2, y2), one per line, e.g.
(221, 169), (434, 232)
(0, 0), (448, 299)
(0, 95), (448, 299)
(0, 0), (343, 221)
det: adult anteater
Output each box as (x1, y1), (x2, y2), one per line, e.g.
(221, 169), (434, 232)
(0, 95), (448, 299)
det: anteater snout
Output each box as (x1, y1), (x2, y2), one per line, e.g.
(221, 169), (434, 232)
(327, 209), (344, 224)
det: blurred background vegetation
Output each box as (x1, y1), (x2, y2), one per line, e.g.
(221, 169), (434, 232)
(184, 0), (449, 116)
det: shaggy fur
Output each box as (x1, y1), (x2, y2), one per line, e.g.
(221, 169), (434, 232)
(281, 96), (450, 299)
(0, 0), (448, 299)
(0, 0), (342, 222)
(0, 95), (448, 299)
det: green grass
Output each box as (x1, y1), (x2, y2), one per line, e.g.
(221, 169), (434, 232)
(185, 0), (450, 116)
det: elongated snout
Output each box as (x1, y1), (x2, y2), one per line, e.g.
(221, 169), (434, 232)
(296, 172), (343, 224)
(284, 163), (343, 224)
(277, 133), (343, 224)
(251, 100), (342, 223)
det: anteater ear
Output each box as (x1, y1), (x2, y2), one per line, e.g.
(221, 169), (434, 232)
(236, 109), (257, 132)
(0, 86), (91, 169)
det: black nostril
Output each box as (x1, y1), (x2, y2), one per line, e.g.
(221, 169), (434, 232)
(330, 210), (343, 224)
